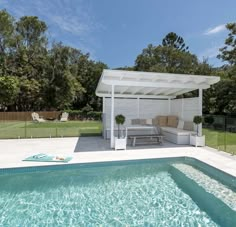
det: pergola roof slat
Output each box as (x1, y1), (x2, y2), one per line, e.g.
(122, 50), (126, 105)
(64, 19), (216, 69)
(96, 69), (220, 99)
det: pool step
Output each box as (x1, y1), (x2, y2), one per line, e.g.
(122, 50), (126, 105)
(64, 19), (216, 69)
(170, 164), (236, 227)
(172, 163), (236, 211)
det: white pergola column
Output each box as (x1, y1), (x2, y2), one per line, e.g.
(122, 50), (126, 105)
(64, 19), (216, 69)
(137, 97), (140, 118)
(168, 98), (171, 114)
(102, 97), (105, 113)
(102, 97), (105, 139)
(181, 98), (184, 119)
(199, 89), (203, 136)
(110, 85), (115, 148)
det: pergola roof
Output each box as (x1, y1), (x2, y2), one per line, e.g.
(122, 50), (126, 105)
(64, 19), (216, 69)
(96, 69), (220, 99)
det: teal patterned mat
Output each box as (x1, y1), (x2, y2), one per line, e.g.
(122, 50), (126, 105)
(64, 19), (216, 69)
(23, 153), (72, 163)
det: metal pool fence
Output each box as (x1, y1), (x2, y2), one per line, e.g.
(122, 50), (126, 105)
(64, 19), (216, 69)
(0, 112), (235, 155)
(0, 111), (102, 139)
(203, 115), (236, 155)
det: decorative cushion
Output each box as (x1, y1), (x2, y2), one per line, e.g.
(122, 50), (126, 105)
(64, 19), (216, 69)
(167, 116), (178, 128)
(183, 121), (194, 131)
(145, 118), (153, 125)
(177, 119), (184, 129)
(156, 116), (168, 127)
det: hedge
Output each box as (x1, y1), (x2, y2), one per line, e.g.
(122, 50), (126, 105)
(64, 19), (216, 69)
(64, 110), (102, 121)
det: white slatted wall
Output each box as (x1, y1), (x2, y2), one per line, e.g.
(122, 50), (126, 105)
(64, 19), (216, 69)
(104, 98), (169, 128)
(103, 97), (200, 132)
(170, 97), (199, 121)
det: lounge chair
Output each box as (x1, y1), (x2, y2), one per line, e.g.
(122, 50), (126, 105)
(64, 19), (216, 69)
(60, 112), (69, 122)
(31, 112), (46, 123)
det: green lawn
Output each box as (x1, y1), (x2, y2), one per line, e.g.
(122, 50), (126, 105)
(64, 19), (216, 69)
(0, 120), (102, 139)
(203, 128), (236, 155)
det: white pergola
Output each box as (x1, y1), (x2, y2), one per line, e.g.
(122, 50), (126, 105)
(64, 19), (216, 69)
(96, 69), (220, 148)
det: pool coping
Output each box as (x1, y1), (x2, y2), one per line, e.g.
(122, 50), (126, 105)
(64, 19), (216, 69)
(1, 148), (236, 178)
(0, 137), (236, 178)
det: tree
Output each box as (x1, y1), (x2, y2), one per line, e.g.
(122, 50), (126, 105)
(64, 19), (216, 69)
(43, 43), (85, 110)
(0, 10), (108, 111)
(0, 10), (15, 76)
(0, 76), (19, 109)
(73, 54), (107, 111)
(215, 23), (236, 114)
(214, 80), (236, 114)
(14, 16), (48, 79)
(17, 77), (42, 111)
(135, 45), (198, 73)
(162, 32), (189, 52)
(218, 23), (236, 65)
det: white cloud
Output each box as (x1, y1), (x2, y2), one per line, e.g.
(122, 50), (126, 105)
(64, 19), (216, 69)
(204, 24), (226, 35)
(0, 0), (103, 57)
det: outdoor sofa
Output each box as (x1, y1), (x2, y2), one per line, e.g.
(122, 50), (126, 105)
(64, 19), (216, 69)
(131, 116), (196, 145)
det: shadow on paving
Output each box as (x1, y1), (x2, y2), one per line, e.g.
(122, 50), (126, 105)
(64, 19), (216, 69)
(74, 136), (190, 153)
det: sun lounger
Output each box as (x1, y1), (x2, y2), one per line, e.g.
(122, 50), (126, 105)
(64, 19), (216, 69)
(60, 112), (69, 122)
(31, 112), (46, 123)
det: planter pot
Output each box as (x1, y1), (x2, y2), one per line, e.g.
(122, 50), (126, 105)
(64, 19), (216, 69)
(115, 137), (127, 150)
(190, 135), (205, 147)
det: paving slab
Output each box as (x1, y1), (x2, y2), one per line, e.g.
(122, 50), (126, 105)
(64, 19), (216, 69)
(0, 137), (236, 177)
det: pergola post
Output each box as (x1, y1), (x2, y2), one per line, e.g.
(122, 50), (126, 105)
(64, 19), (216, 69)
(181, 98), (184, 119)
(110, 85), (115, 148)
(168, 98), (171, 114)
(102, 97), (105, 113)
(137, 97), (140, 118)
(199, 88), (203, 136)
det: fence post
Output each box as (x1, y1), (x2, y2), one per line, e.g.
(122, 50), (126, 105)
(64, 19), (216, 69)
(24, 114), (27, 138)
(224, 116), (226, 153)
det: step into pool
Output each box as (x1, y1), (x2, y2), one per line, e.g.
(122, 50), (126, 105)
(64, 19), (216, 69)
(0, 157), (235, 226)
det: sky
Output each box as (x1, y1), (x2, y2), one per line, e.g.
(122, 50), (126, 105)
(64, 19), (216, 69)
(0, 0), (235, 68)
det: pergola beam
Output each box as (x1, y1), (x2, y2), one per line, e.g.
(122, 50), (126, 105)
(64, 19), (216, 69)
(102, 79), (210, 89)
(97, 93), (175, 99)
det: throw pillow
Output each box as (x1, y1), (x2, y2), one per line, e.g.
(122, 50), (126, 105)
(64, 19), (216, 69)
(146, 118), (153, 125)
(167, 116), (178, 128)
(157, 116), (168, 126)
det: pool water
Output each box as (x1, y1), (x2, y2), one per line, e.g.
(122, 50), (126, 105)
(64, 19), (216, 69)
(0, 158), (236, 226)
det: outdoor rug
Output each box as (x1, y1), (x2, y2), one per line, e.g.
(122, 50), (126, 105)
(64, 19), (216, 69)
(23, 153), (72, 163)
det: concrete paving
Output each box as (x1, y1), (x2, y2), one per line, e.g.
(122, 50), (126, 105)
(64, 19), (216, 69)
(0, 137), (236, 177)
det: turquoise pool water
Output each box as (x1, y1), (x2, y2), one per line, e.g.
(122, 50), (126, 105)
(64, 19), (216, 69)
(0, 158), (236, 226)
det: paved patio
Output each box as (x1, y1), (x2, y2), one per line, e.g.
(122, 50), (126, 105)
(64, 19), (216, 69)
(0, 136), (236, 177)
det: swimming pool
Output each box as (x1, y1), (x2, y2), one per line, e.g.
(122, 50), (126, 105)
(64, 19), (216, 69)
(0, 157), (236, 226)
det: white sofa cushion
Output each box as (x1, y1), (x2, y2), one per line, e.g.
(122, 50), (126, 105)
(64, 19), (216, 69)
(161, 126), (195, 136)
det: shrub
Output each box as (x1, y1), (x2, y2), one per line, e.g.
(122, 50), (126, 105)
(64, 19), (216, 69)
(204, 115), (214, 125)
(64, 110), (102, 121)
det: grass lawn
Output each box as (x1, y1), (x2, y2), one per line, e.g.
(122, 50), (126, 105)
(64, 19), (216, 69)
(0, 120), (102, 139)
(203, 128), (236, 155)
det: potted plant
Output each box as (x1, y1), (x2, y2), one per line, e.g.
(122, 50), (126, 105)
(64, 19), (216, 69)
(114, 114), (126, 150)
(190, 115), (205, 147)
(193, 115), (203, 136)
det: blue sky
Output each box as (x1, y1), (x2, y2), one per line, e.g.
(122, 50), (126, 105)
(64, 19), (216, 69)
(0, 0), (235, 68)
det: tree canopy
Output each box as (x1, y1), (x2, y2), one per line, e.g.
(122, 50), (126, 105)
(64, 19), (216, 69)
(0, 10), (107, 111)
(0, 9), (235, 115)
(162, 32), (189, 52)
